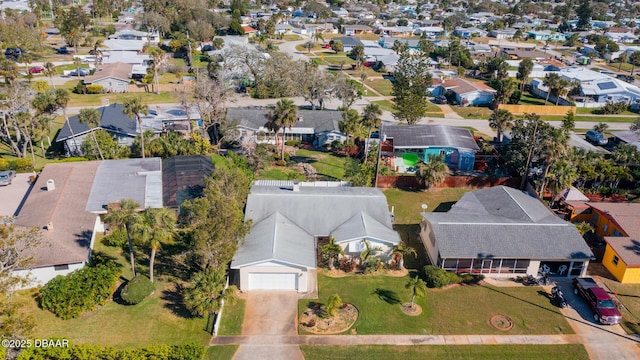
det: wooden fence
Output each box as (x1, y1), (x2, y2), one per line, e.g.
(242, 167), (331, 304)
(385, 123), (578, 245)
(376, 175), (519, 189)
(497, 104), (576, 115)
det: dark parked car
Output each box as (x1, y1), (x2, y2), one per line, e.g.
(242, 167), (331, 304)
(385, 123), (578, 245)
(434, 95), (448, 104)
(68, 68), (90, 77)
(0, 170), (16, 186)
(585, 130), (608, 146)
(4, 47), (22, 60)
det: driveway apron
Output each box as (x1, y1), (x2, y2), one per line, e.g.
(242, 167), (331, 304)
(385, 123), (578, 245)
(232, 291), (303, 360)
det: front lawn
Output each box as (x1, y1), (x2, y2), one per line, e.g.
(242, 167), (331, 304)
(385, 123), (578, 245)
(301, 344), (589, 360)
(451, 106), (494, 119)
(371, 100), (395, 112)
(301, 273), (574, 335)
(293, 149), (349, 180)
(218, 299), (246, 336)
(597, 278), (640, 334)
(204, 345), (238, 360)
(257, 167), (306, 181)
(368, 78), (393, 96)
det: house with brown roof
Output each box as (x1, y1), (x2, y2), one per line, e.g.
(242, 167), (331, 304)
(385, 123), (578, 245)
(12, 162), (101, 288)
(432, 78), (496, 107)
(83, 62), (132, 93)
(585, 203), (640, 283)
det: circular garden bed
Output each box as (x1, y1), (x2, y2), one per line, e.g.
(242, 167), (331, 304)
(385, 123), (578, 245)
(300, 303), (359, 334)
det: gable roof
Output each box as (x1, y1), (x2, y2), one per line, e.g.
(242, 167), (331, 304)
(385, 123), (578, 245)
(55, 103), (137, 142)
(382, 124), (479, 151)
(441, 78), (496, 95)
(332, 36), (364, 47)
(84, 62), (132, 83)
(422, 186), (594, 260)
(162, 155), (214, 209)
(588, 202), (640, 237)
(15, 162), (100, 268)
(331, 211), (400, 244)
(85, 158), (163, 213)
(604, 237), (640, 267)
(231, 212), (316, 268)
(226, 107), (343, 133)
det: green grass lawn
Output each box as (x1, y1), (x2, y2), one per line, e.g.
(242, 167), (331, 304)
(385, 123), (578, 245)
(368, 78), (393, 96)
(294, 149), (349, 180)
(302, 273), (574, 335)
(451, 106), (493, 119)
(575, 107), (637, 116)
(371, 100), (395, 112)
(204, 345), (238, 360)
(384, 188), (470, 224)
(257, 167), (306, 181)
(55, 63), (90, 75)
(321, 55), (356, 66)
(519, 93), (548, 106)
(68, 91), (179, 107)
(300, 344), (589, 360)
(597, 279), (640, 334)
(218, 299), (246, 335)
(539, 114), (636, 123)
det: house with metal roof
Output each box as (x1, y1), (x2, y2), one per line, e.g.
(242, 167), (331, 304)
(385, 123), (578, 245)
(226, 107), (346, 149)
(381, 124), (479, 172)
(83, 62), (132, 93)
(419, 186), (593, 279)
(432, 78), (496, 107)
(610, 130), (640, 150)
(231, 181), (399, 292)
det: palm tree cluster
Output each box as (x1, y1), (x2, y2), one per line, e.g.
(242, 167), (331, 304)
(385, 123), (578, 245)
(542, 73), (572, 105)
(415, 154), (450, 190)
(264, 99), (298, 161)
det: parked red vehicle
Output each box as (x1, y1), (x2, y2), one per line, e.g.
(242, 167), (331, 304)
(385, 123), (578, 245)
(573, 277), (621, 325)
(28, 66), (44, 74)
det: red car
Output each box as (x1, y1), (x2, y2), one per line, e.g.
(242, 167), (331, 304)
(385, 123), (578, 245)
(28, 66), (44, 74)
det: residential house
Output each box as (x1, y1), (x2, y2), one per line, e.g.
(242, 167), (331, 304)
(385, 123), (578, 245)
(453, 27), (487, 38)
(419, 186), (594, 278)
(225, 107), (346, 149)
(527, 30), (566, 42)
(331, 36), (364, 52)
(275, 23), (294, 34)
(488, 40), (537, 51)
(230, 181), (400, 292)
(331, 7), (349, 18)
(103, 39), (145, 52)
(108, 29), (159, 43)
(12, 162), (101, 288)
(381, 124), (480, 172)
(379, 26), (416, 37)
(304, 23), (338, 35)
(162, 155), (214, 209)
(82, 62), (132, 93)
(342, 25), (372, 36)
(242, 25), (257, 36)
(432, 78), (496, 106)
(379, 37), (420, 49)
(609, 130), (640, 150)
(489, 29), (517, 40)
(416, 26), (444, 37)
(583, 203), (640, 283)
(502, 49), (549, 60)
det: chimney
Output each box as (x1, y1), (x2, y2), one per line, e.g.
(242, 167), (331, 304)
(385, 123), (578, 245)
(46, 179), (55, 191)
(46, 222), (54, 232)
(292, 179), (300, 192)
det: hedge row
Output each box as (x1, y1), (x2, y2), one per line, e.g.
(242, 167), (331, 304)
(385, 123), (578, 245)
(16, 341), (205, 360)
(0, 158), (33, 172)
(39, 263), (121, 319)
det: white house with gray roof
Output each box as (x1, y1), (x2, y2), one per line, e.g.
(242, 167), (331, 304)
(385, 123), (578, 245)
(419, 186), (593, 278)
(231, 181), (400, 292)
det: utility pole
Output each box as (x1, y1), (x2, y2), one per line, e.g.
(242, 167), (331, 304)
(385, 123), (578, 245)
(520, 119), (539, 190)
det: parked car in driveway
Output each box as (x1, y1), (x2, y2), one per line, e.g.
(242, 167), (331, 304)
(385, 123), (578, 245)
(68, 68), (90, 76)
(29, 66), (44, 74)
(586, 130), (608, 146)
(573, 277), (622, 325)
(0, 170), (16, 186)
(434, 95), (448, 104)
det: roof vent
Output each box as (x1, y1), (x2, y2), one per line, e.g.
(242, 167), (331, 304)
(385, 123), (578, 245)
(298, 116), (303, 122)
(46, 179), (55, 191)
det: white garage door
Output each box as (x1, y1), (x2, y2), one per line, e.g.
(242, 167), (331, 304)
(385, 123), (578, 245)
(248, 273), (297, 291)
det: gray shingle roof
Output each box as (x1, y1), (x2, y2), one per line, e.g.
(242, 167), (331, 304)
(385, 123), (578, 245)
(383, 124), (480, 151)
(85, 158), (163, 213)
(56, 103), (137, 141)
(422, 186), (594, 260)
(226, 107), (342, 133)
(333, 36), (365, 47)
(232, 184), (399, 267)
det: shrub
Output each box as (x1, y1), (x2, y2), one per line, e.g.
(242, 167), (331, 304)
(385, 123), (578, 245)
(285, 140), (302, 147)
(40, 262), (120, 319)
(102, 228), (127, 247)
(86, 84), (103, 94)
(595, 101), (629, 115)
(0, 158), (33, 172)
(275, 159), (287, 166)
(72, 80), (84, 94)
(423, 265), (461, 288)
(17, 341), (205, 360)
(120, 275), (155, 305)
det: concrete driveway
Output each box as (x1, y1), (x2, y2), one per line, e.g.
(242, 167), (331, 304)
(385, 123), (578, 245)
(555, 279), (640, 360)
(232, 291), (303, 360)
(0, 173), (35, 216)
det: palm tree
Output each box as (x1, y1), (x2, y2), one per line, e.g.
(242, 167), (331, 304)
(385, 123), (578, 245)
(272, 99), (298, 160)
(123, 97), (150, 158)
(542, 73), (560, 105)
(102, 199), (141, 277)
(593, 122), (609, 134)
(391, 241), (417, 270)
(539, 128), (569, 197)
(553, 79), (571, 106)
(548, 159), (578, 204)
(148, 47), (165, 94)
(314, 32), (324, 45)
(43, 62), (56, 89)
(488, 109), (514, 143)
(183, 266), (238, 318)
(611, 143), (640, 167)
(321, 236), (344, 270)
(53, 89), (80, 155)
(304, 41), (314, 53)
(77, 108), (104, 160)
(631, 118), (640, 135)
(132, 207), (176, 282)
(361, 103), (382, 164)
(264, 112), (283, 152)
(359, 239), (382, 264)
(575, 222), (594, 236)
(618, 52), (628, 72)
(630, 51), (640, 76)
(360, 72), (367, 86)
(415, 154), (449, 190)
(325, 293), (343, 317)
(73, 57), (83, 80)
(516, 58), (533, 91)
(405, 276), (427, 310)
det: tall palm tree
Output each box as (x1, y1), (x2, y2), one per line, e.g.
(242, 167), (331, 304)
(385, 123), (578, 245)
(43, 62), (56, 89)
(148, 47), (165, 94)
(321, 236), (344, 270)
(77, 108), (104, 160)
(630, 51), (640, 76)
(132, 207), (176, 282)
(405, 276), (427, 310)
(542, 73), (560, 105)
(516, 58), (533, 91)
(183, 266), (237, 318)
(548, 159), (578, 204)
(53, 89), (80, 155)
(271, 99), (298, 160)
(123, 97), (150, 158)
(362, 103), (382, 163)
(392, 241), (417, 270)
(102, 199), (141, 277)
(554, 79), (571, 106)
(593, 122), (609, 134)
(539, 128), (569, 197)
(73, 57), (83, 80)
(618, 52), (628, 72)
(611, 143), (640, 167)
(488, 109), (514, 143)
(415, 154), (449, 190)
(314, 32), (324, 45)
